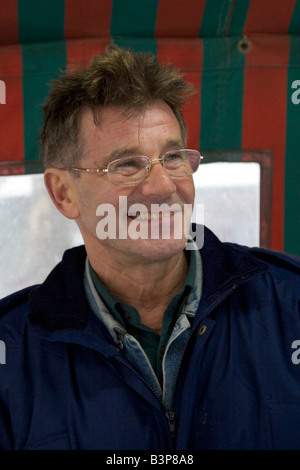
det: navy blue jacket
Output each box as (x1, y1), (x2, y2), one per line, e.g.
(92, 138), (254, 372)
(0, 226), (300, 450)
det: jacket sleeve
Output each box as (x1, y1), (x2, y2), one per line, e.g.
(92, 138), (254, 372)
(0, 330), (14, 449)
(0, 295), (24, 450)
(0, 394), (14, 449)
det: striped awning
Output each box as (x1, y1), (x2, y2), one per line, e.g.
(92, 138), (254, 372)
(0, 0), (300, 254)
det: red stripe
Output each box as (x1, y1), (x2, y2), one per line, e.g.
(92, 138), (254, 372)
(155, 0), (206, 37)
(0, 46), (24, 163)
(157, 40), (203, 150)
(243, 0), (297, 34)
(181, 70), (202, 151)
(242, 35), (290, 251)
(66, 38), (111, 68)
(64, 0), (113, 39)
(0, 0), (19, 45)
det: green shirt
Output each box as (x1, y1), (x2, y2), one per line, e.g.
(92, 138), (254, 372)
(89, 251), (196, 384)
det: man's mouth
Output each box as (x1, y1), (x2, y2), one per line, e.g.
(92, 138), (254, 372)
(128, 210), (180, 221)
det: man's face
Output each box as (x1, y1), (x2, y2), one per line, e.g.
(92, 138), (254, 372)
(72, 101), (196, 263)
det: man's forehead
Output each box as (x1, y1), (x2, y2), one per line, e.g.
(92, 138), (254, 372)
(80, 101), (178, 129)
(79, 103), (182, 160)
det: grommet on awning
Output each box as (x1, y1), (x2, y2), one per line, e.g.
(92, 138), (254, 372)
(238, 36), (252, 54)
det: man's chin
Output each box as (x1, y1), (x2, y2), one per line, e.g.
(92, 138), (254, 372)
(125, 236), (188, 261)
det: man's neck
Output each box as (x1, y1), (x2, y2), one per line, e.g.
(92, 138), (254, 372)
(88, 249), (189, 334)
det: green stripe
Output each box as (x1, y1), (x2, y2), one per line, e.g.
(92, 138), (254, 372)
(22, 42), (67, 161)
(288, 0), (300, 34)
(113, 37), (157, 55)
(227, 0), (251, 35)
(284, 36), (300, 255)
(200, 36), (245, 151)
(110, 0), (159, 37)
(18, 0), (65, 43)
(200, 0), (237, 37)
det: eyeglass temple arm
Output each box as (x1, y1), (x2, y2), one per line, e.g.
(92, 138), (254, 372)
(70, 167), (108, 174)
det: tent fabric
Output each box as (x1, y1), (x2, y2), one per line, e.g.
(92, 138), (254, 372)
(0, 0), (300, 255)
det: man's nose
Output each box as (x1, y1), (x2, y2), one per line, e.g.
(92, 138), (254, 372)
(140, 159), (177, 198)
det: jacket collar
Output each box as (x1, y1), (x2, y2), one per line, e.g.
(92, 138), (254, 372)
(199, 225), (269, 306)
(28, 245), (89, 331)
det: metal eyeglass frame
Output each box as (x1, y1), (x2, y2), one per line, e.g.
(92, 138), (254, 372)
(66, 149), (203, 186)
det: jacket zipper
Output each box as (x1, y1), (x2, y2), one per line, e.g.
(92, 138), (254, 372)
(165, 283), (238, 429)
(166, 410), (175, 438)
(200, 284), (238, 321)
(112, 284), (238, 444)
(113, 355), (175, 445)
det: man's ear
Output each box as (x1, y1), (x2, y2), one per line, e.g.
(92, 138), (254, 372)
(44, 168), (80, 220)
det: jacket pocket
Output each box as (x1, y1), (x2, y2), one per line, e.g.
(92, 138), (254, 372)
(268, 399), (300, 450)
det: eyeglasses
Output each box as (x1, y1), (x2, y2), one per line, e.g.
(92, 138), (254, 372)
(67, 149), (203, 186)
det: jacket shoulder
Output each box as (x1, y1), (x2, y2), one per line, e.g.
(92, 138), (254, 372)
(249, 246), (300, 274)
(0, 285), (37, 319)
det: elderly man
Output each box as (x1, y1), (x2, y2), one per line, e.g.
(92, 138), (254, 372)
(0, 47), (300, 450)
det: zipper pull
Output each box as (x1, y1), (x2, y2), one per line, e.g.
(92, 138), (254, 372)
(166, 410), (175, 438)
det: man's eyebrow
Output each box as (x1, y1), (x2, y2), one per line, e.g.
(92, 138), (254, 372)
(101, 140), (184, 166)
(164, 139), (184, 151)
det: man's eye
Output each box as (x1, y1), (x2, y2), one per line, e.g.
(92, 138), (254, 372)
(112, 158), (144, 172)
(165, 152), (183, 162)
(117, 160), (137, 168)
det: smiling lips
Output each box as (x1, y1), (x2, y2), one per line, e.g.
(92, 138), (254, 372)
(128, 209), (182, 221)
